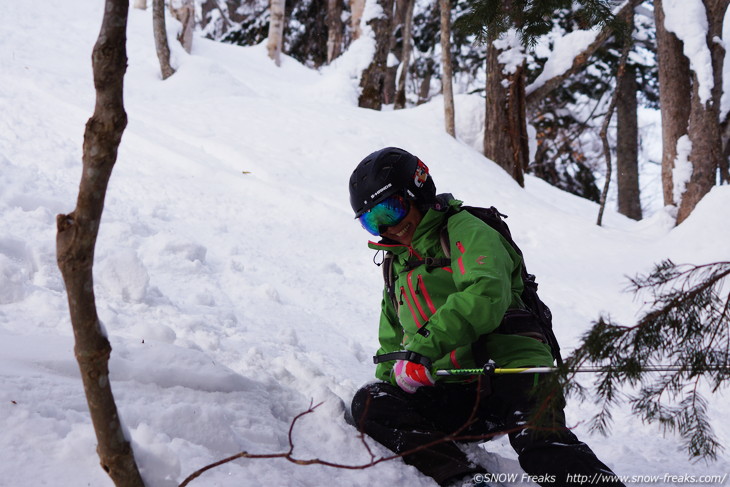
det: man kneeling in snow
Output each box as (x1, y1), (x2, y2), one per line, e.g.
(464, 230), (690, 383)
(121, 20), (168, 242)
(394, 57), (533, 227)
(348, 147), (624, 487)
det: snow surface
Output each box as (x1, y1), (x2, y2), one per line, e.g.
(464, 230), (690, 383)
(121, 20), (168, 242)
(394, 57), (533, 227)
(672, 135), (693, 206)
(1, 2), (730, 486)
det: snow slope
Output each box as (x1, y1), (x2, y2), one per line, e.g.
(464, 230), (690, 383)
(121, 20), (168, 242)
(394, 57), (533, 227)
(1, 2), (729, 486)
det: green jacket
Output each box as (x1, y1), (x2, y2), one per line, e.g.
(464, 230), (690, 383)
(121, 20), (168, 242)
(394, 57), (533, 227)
(369, 199), (554, 384)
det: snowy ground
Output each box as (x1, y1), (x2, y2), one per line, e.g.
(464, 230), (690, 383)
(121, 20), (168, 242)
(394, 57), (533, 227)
(1, 2), (729, 486)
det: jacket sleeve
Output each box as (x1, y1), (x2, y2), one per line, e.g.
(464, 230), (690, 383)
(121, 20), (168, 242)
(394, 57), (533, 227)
(374, 289), (404, 383)
(405, 212), (522, 361)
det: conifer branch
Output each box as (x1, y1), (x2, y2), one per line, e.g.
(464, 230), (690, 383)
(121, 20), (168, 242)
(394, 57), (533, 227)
(560, 260), (730, 460)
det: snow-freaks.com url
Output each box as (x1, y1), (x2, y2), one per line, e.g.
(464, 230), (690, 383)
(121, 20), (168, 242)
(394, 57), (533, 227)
(566, 473), (729, 484)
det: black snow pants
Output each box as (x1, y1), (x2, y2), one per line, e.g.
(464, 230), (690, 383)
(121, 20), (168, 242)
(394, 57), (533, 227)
(350, 375), (625, 487)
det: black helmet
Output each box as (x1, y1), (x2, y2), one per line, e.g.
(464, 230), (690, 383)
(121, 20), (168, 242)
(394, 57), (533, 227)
(349, 147), (436, 217)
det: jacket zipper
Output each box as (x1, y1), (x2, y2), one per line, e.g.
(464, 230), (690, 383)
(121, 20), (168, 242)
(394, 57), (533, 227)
(400, 286), (422, 328)
(407, 270), (430, 323)
(417, 274), (437, 314)
(455, 241), (466, 275)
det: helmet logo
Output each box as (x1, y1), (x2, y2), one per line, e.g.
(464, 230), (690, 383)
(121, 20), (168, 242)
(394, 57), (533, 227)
(371, 182), (392, 200)
(414, 160), (428, 188)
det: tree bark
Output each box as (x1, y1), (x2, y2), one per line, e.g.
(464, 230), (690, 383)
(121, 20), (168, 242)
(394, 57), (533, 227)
(484, 29), (527, 187)
(350, 0), (366, 41)
(676, 0), (728, 224)
(267, 0), (286, 66)
(616, 65), (642, 219)
(133, 0), (147, 10)
(721, 116), (730, 184)
(654, 0), (690, 207)
(326, 0), (344, 63)
(153, 0), (175, 79)
(56, 1), (145, 486)
(418, 58), (434, 105)
(394, 0), (414, 109)
(358, 0), (394, 110)
(170, 0), (195, 54)
(439, 0), (455, 137)
(597, 1), (634, 226)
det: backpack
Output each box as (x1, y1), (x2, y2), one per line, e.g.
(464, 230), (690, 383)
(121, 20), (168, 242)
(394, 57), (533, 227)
(381, 204), (563, 366)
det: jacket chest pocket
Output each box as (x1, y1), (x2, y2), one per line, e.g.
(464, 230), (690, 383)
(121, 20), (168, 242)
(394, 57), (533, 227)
(396, 268), (445, 332)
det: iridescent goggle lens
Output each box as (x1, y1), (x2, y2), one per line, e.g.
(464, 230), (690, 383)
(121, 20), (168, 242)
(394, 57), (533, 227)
(358, 195), (410, 236)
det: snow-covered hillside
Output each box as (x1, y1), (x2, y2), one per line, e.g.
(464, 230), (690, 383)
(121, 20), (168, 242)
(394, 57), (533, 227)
(1, 2), (729, 486)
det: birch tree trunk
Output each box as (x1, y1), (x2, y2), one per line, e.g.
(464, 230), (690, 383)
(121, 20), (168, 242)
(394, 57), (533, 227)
(418, 59), (434, 105)
(439, 0), (455, 137)
(153, 0), (175, 79)
(358, 0), (394, 110)
(170, 0), (195, 54)
(267, 0), (286, 66)
(326, 0), (344, 63)
(394, 0), (414, 109)
(654, 0), (690, 207)
(350, 0), (366, 40)
(56, 0), (145, 485)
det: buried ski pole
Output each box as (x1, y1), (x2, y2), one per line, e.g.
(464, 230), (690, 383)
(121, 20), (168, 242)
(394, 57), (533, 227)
(435, 362), (729, 377)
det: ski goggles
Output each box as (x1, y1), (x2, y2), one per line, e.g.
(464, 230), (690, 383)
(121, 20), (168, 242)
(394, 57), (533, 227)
(358, 194), (410, 236)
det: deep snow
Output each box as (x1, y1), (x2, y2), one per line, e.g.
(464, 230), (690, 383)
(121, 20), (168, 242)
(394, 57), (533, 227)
(1, 2), (729, 486)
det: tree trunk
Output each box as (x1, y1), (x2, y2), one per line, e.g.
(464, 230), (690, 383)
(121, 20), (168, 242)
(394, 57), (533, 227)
(326, 0), (344, 63)
(484, 35), (511, 176)
(418, 59), (434, 105)
(350, 0), (366, 41)
(721, 116), (730, 184)
(358, 0), (394, 110)
(484, 30), (527, 187)
(439, 0), (455, 137)
(654, 0), (691, 207)
(133, 0), (147, 10)
(170, 0), (195, 54)
(394, 0), (414, 109)
(676, 0), (727, 224)
(597, 1), (635, 226)
(616, 67), (642, 220)
(267, 0), (286, 66)
(152, 0), (175, 79)
(56, 1), (145, 486)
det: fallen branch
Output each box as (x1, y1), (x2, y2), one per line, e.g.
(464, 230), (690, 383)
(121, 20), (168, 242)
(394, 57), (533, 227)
(178, 376), (565, 486)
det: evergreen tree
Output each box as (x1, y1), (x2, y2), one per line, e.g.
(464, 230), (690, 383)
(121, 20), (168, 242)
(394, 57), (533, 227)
(454, 0), (618, 46)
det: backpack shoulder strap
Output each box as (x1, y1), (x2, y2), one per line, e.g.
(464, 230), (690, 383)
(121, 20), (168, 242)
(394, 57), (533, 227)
(382, 251), (399, 312)
(439, 225), (451, 259)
